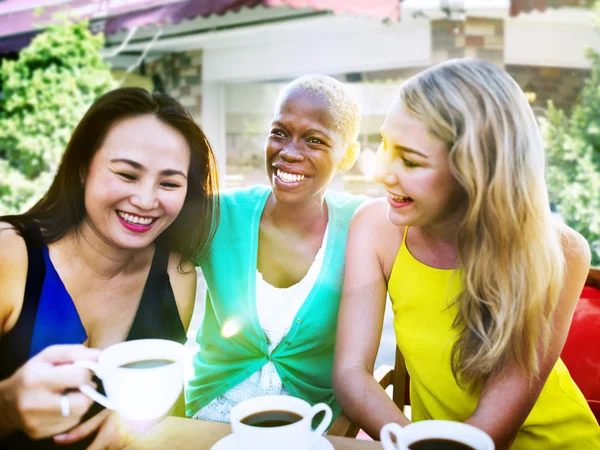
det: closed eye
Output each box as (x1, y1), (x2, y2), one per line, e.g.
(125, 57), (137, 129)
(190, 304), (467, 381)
(402, 158), (419, 168)
(118, 172), (136, 181)
(161, 182), (181, 189)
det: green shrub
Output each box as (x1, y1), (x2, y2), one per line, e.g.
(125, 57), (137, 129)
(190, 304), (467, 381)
(0, 20), (114, 214)
(543, 3), (600, 264)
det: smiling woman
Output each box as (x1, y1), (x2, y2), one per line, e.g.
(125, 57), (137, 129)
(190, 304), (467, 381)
(186, 75), (365, 424)
(0, 87), (219, 450)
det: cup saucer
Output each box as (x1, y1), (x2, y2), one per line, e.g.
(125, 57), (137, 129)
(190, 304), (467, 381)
(210, 434), (334, 450)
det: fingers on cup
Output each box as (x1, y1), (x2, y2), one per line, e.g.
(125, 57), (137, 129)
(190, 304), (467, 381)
(39, 344), (101, 364)
(49, 363), (95, 391)
(64, 391), (95, 418)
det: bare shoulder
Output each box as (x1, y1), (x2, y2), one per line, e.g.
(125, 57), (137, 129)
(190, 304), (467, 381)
(0, 222), (28, 272)
(166, 252), (197, 331)
(0, 222), (28, 334)
(555, 221), (591, 270)
(553, 222), (591, 315)
(350, 198), (405, 276)
(351, 198), (397, 236)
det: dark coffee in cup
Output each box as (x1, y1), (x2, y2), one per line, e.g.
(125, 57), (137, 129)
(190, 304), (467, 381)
(409, 438), (475, 450)
(119, 359), (175, 369)
(241, 410), (303, 427)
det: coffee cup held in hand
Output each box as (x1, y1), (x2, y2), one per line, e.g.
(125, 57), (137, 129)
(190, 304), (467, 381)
(380, 421), (494, 450)
(230, 395), (332, 450)
(75, 339), (185, 421)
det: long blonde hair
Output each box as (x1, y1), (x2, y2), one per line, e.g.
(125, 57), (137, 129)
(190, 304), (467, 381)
(400, 58), (565, 389)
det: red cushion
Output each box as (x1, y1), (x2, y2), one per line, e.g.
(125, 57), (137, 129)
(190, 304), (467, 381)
(560, 285), (600, 421)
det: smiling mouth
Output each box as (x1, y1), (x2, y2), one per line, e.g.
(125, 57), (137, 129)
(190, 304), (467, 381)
(389, 194), (413, 203)
(116, 210), (157, 226)
(275, 168), (307, 183)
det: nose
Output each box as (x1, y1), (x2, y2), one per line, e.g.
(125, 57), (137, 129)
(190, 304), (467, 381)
(129, 184), (159, 211)
(372, 144), (399, 187)
(279, 141), (304, 163)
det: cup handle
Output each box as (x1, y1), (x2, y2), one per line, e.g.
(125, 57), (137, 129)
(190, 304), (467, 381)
(380, 422), (409, 450)
(75, 360), (117, 411)
(307, 403), (333, 436)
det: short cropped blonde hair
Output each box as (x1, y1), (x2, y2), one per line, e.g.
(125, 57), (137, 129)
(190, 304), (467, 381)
(276, 74), (361, 146)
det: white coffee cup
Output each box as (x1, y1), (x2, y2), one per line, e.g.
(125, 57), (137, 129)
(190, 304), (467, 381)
(75, 339), (185, 421)
(380, 420), (495, 450)
(229, 395), (333, 450)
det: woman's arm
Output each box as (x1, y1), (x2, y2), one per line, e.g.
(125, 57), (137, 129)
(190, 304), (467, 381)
(167, 252), (196, 417)
(333, 201), (409, 439)
(465, 226), (592, 450)
(168, 253), (197, 332)
(0, 225), (99, 440)
(0, 224), (27, 341)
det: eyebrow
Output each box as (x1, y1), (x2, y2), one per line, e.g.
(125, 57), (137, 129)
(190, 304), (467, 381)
(110, 158), (187, 178)
(271, 122), (330, 138)
(393, 145), (428, 159)
(381, 128), (428, 159)
(305, 128), (331, 138)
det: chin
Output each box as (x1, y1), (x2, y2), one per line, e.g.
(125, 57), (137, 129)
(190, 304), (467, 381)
(272, 190), (303, 205)
(386, 208), (410, 228)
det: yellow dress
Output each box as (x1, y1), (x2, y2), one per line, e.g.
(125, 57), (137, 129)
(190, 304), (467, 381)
(389, 228), (600, 449)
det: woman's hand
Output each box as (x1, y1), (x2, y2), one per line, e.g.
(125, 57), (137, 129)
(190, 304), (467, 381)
(54, 391), (184, 448)
(54, 409), (162, 449)
(0, 344), (100, 439)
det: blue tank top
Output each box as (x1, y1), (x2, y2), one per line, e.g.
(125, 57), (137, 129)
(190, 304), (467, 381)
(0, 225), (187, 449)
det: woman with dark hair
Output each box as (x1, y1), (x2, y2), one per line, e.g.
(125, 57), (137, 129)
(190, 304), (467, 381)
(0, 87), (219, 449)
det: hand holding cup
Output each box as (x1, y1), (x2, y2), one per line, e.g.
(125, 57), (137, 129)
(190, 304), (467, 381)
(1, 344), (99, 439)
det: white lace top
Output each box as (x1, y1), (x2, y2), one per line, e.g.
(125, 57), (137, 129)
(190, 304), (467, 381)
(192, 227), (328, 423)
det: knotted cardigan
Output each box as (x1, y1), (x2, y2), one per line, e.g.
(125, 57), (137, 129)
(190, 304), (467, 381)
(186, 185), (364, 417)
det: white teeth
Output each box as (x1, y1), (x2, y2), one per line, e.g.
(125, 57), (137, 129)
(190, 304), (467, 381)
(276, 169), (306, 183)
(118, 212), (154, 226)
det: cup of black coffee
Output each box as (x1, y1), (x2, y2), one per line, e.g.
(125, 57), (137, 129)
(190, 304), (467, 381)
(75, 339), (185, 421)
(380, 420), (494, 450)
(229, 395), (332, 450)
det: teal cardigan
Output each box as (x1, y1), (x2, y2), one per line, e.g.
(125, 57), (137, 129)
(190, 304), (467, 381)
(186, 185), (364, 417)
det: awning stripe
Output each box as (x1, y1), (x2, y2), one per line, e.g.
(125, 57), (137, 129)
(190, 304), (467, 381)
(510, 0), (593, 16)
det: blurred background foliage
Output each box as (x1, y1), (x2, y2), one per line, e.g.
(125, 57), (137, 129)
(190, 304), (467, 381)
(543, 1), (600, 265)
(0, 20), (114, 214)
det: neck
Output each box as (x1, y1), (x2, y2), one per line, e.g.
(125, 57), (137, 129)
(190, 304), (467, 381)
(263, 192), (328, 233)
(60, 219), (146, 280)
(419, 201), (466, 248)
(412, 211), (464, 269)
(419, 222), (459, 248)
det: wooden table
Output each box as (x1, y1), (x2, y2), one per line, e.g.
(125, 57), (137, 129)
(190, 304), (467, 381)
(125, 417), (381, 449)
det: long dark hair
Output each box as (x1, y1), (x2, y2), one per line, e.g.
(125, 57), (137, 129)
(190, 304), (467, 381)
(1, 87), (219, 268)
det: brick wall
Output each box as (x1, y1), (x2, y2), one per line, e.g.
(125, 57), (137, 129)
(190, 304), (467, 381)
(432, 17), (504, 67)
(430, 16), (587, 113)
(507, 64), (589, 112)
(145, 49), (203, 122)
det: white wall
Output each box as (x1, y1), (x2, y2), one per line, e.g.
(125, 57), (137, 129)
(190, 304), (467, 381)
(505, 8), (600, 68)
(202, 15), (431, 83)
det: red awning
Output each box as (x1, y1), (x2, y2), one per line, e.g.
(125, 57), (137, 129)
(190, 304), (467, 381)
(0, 0), (398, 40)
(510, 0), (593, 16)
(264, 0), (398, 20)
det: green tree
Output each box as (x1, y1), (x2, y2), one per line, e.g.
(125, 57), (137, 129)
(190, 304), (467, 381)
(0, 20), (114, 214)
(543, 3), (600, 265)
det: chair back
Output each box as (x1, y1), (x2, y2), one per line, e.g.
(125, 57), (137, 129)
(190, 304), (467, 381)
(560, 266), (600, 422)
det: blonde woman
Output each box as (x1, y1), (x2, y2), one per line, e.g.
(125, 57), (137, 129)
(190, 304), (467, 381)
(333, 58), (599, 449)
